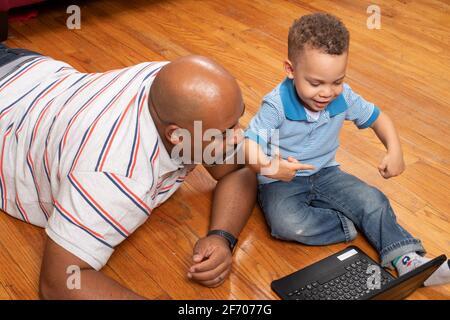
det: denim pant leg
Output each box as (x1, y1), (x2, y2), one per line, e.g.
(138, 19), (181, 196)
(258, 176), (358, 245)
(0, 44), (41, 66)
(313, 166), (426, 268)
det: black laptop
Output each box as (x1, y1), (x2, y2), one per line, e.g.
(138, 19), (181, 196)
(271, 245), (446, 300)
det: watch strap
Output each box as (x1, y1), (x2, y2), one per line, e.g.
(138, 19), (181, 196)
(207, 229), (238, 252)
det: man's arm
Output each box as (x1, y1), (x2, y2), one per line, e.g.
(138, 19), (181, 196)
(187, 164), (257, 287)
(39, 237), (145, 300)
(207, 164), (256, 237)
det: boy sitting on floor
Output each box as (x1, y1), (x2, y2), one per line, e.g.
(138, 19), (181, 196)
(244, 13), (449, 286)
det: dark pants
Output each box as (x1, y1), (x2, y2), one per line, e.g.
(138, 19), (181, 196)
(0, 44), (41, 67)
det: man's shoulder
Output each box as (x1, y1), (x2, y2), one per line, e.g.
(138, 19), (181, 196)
(139, 61), (170, 74)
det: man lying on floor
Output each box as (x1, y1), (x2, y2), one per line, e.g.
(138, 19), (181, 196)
(0, 44), (256, 299)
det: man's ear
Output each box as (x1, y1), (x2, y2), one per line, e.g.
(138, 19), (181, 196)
(165, 124), (183, 145)
(284, 59), (295, 79)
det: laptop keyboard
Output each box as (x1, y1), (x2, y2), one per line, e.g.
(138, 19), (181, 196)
(287, 258), (393, 300)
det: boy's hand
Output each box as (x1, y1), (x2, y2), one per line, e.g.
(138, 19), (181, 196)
(378, 151), (405, 179)
(261, 152), (315, 182)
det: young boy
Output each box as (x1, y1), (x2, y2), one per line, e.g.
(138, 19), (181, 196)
(244, 13), (449, 287)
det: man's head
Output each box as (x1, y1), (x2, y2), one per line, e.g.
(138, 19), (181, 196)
(284, 13), (350, 112)
(149, 55), (245, 165)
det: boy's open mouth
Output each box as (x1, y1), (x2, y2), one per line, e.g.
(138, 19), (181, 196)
(312, 99), (330, 107)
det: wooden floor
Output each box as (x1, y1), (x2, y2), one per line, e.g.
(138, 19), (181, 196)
(1, 0), (450, 300)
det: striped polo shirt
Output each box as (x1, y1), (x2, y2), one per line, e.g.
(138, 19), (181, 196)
(0, 56), (191, 270)
(245, 78), (380, 184)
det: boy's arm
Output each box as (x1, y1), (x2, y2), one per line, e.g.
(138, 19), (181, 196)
(244, 138), (314, 181)
(370, 112), (405, 178)
(244, 138), (271, 172)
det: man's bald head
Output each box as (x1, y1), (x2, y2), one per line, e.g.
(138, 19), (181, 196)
(149, 55), (243, 130)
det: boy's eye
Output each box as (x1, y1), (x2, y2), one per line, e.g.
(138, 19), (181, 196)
(309, 82), (320, 87)
(334, 81), (343, 86)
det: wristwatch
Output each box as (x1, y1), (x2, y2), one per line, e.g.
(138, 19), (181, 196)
(207, 229), (238, 252)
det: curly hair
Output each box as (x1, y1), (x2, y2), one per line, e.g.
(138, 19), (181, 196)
(288, 13), (349, 62)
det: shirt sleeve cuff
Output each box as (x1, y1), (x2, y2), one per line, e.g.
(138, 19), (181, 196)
(358, 106), (381, 129)
(45, 226), (113, 271)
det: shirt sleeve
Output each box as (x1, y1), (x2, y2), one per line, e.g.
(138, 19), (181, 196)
(45, 171), (153, 270)
(343, 83), (381, 129)
(244, 98), (283, 149)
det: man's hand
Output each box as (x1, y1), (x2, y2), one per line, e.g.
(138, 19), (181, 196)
(188, 235), (232, 288)
(262, 152), (315, 182)
(378, 151), (405, 179)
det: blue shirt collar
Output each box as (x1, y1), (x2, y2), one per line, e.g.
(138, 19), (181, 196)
(279, 78), (348, 121)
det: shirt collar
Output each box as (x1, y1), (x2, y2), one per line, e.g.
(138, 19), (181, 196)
(157, 136), (185, 177)
(279, 78), (348, 121)
(144, 96), (185, 177)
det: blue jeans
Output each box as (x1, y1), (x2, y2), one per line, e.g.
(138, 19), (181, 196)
(258, 165), (425, 268)
(0, 44), (40, 66)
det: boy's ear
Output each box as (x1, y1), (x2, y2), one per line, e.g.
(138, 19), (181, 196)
(284, 59), (295, 79)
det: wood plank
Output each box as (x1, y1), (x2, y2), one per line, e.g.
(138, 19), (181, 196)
(1, 0), (449, 300)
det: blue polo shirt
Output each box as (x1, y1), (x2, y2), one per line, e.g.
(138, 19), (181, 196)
(245, 78), (380, 184)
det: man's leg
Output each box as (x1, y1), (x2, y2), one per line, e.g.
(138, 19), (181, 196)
(0, 11), (7, 42)
(258, 176), (357, 245)
(0, 44), (41, 66)
(0, 44), (42, 82)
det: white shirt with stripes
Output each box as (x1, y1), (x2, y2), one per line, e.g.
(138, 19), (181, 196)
(0, 56), (190, 270)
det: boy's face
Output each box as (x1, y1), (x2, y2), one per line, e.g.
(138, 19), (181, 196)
(285, 47), (348, 112)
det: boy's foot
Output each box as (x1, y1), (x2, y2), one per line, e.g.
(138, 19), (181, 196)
(424, 260), (450, 286)
(393, 252), (450, 287)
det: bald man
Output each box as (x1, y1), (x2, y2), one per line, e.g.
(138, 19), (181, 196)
(0, 44), (256, 299)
